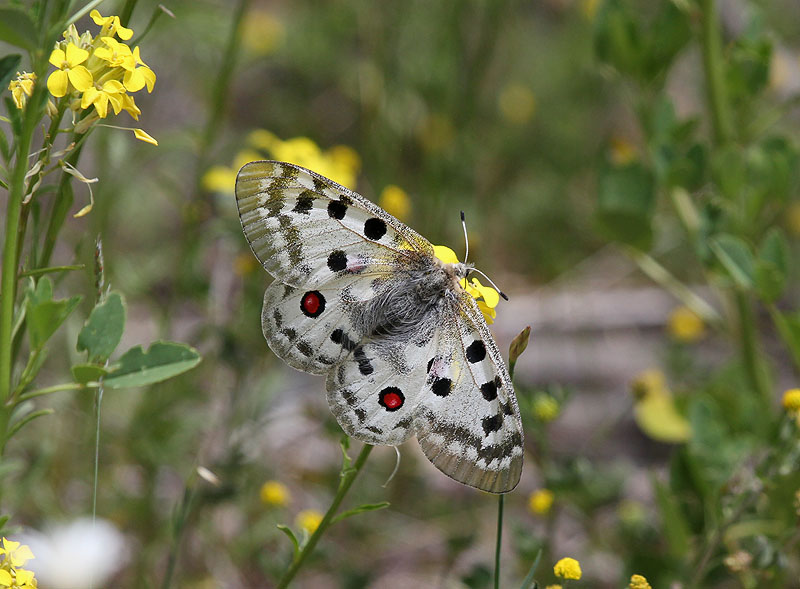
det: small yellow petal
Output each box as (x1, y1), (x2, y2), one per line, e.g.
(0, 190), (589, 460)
(67, 65), (93, 92)
(90, 9), (110, 25)
(47, 69), (69, 97)
(133, 128), (158, 145)
(49, 47), (66, 67)
(433, 245), (459, 265)
(470, 277), (500, 308)
(115, 20), (134, 40)
(0, 569), (11, 586)
(65, 43), (89, 66)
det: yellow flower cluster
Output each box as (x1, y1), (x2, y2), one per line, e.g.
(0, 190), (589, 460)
(378, 185), (412, 222)
(203, 131), (361, 194)
(8, 72), (36, 110)
(528, 488), (554, 515)
(783, 388), (800, 426)
(631, 369), (691, 443)
(553, 557), (582, 580)
(295, 509), (323, 534)
(260, 480), (290, 507)
(532, 393), (560, 422)
(667, 305), (705, 343)
(629, 574), (651, 589)
(433, 246), (500, 324)
(46, 10), (154, 122)
(0, 538), (36, 588)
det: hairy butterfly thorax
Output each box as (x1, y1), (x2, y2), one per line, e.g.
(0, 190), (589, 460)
(236, 160), (524, 493)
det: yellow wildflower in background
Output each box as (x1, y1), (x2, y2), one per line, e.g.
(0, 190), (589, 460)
(433, 246), (500, 324)
(545, 586), (562, 589)
(528, 489), (554, 515)
(417, 113), (455, 153)
(8, 72), (36, 109)
(610, 136), (637, 166)
(260, 480), (290, 507)
(202, 150), (262, 194)
(498, 83), (536, 125)
(296, 510), (323, 534)
(242, 10), (285, 56)
(0, 538), (36, 588)
(631, 369), (691, 443)
(783, 388), (800, 426)
(629, 574), (652, 589)
(532, 393), (560, 422)
(379, 185), (412, 221)
(553, 557), (582, 580)
(668, 305), (705, 342)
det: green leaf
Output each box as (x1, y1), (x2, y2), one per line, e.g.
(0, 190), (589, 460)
(0, 54), (22, 93)
(26, 277), (82, 350)
(276, 524), (300, 558)
(643, 0), (691, 81)
(709, 234), (755, 289)
(754, 228), (789, 303)
(331, 502), (390, 524)
(596, 161), (656, 249)
(103, 341), (201, 389)
(77, 292), (126, 363)
(652, 475), (690, 559)
(711, 144), (746, 200)
(519, 548), (542, 589)
(71, 364), (108, 384)
(593, 0), (642, 77)
(0, 7), (37, 51)
(769, 308), (800, 371)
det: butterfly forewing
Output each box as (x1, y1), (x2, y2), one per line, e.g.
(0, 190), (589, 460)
(235, 160), (524, 493)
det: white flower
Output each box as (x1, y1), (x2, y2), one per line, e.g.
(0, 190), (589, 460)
(20, 518), (127, 589)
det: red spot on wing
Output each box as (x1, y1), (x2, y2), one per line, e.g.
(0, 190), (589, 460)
(300, 291), (325, 317)
(379, 387), (404, 411)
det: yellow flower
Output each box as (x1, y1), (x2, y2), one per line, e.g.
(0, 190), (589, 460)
(668, 305), (705, 343)
(553, 557), (582, 580)
(433, 245), (501, 324)
(0, 539), (34, 568)
(629, 574), (652, 589)
(545, 586), (562, 589)
(0, 570), (10, 586)
(242, 10), (285, 56)
(80, 79), (124, 118)
(532, 393), (560, 422)
(14, 568), (36, 588)
(260, 480), (290, 507)
(93, 36), (135, 69)
(202, 150), (262, 194)
(783, 388), (800, 412)
(296, 509), (323, 534)
(124, 47), (156, 93)
(631, 369), (691, 443)
(90, 9), (133, 40)
(528, 489), (554, 515)
(379, 185), (412, 221)
(498, 83), (536, 125)
(47, 43), (93, 97)
(610, 136), (637, 165)
(8, 72), (36, 109)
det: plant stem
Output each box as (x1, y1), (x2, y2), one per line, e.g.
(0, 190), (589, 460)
(494, 493), (504, 589)
(276, 444), (373, 589)
(698, 0), (769, 403)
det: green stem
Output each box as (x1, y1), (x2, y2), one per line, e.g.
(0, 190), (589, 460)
(17, 381), (96, 402)
(160, 477), (200, 589)
(276, 444), (373, 589)
(734, 291), (770, 403)
(494, 493), (504, 589)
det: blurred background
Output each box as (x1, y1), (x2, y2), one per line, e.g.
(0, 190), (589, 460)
(5, 0), (800, 587)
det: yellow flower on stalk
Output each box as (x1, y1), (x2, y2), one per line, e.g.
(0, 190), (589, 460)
(260, 480), (290, 507)
(528, 489), (554, 515)
(498, 83), (536, 125)
(668, 305), (705, 343)
(242, 10), (285, 56)
(296, 509), (323, 534)
(532, 393), (560, 422)
(93, 37), (135, 69)
(631, 369), (691, 443)
(433, 245), (501, 324)
(14, 568), (36, 588)
(783, 388), (800, 426)
(545, 586), (562, 589)
(80, 79), (125, 119)
(0, 539), (34, 568)
(124, 47), (156, 92)
(90, 9), (133, 40)
(629, 574), (652, 589)
(202, 150), (262, 194)
(8, 72), (36, 109)
(47, 43), (93, 97)
(379, 185), (412, 221)
(553, 557), (582, 580)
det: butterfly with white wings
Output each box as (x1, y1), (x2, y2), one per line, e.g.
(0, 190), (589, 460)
(235, 161), (523, 493)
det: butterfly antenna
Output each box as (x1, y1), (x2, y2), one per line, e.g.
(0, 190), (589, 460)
(460, 211), (469, 264)
(382, 446), (402, 488)
(470, 267), (510, 301)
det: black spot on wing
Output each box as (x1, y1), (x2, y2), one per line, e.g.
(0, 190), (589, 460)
(327, 250), (347, 272)
(431, 377), (452, 397)
(480, 380), (498, 401)
(296, 340), (314, 357)
(482, 414), (503, 436)
(292, 191), (314, 214)
(364, 218), (387, 240)
(466, 340), (486, 363)
(354, 346), (373, 375)
(328, 200), (347, 220)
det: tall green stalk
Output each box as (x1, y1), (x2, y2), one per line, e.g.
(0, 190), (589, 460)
(698, 0), (769, 404)
(276, 444), (373, 589)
